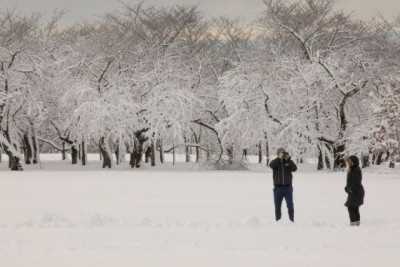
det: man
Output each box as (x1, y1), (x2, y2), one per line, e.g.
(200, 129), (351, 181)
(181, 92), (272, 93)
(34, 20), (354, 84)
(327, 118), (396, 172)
(269, 147), (297, 222)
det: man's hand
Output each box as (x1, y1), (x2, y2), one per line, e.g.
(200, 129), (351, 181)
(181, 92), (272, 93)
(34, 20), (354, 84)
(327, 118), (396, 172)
(283, 152), (291, 160)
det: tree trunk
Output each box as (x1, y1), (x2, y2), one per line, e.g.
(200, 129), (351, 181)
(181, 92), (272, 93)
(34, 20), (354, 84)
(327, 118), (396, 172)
(32, 136), (38, 164)
(115, 145), (120, 165)
(265, 134), (270, 166)
(9, 154), (23, 170)
(299, 147), (304, 164)
(1, 140), (23, 171)
(1, 132), (23, 170)
(0, 147), (2, 163)
(196, 146), (200, 163)
(317, 145), (323, 170)
(376, 151), (383, 165)
(71, 144), (78, 164)
(243, 149), (247, 160)
(173, 144), (176, 166)
(130, 130), (146, 168)
(159, 139), (164, 164)
(99, 137), (112, 168)
(82, 141), (86, 166)
(318, 144), (332, 170)
(151, 142), (156, 167)
(129, 150), (135, 168)
(130, 143), (140, 168)
(226, 146), (233, 165)
(185, 138), (190, 163)
(334, 89), (359, 170)
(325, 151), (331, 170)
(145, 147), (151, 163)
(194, 129), (201, 163)
(258, 142), (262, 164)
(62, 142), (66, 160)
(362, 154), (370, 168)
(333, 144), (345, 170)
(23, 134), (32, 165)
(130, 138), (143, 168)
(389, 161), (395, 168)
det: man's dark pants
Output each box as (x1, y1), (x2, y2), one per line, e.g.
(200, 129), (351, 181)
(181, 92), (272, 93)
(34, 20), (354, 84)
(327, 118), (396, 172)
(273, 185), (294, 222)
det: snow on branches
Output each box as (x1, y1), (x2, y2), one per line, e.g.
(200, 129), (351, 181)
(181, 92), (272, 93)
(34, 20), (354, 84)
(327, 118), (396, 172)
(372, 79), (400, 162)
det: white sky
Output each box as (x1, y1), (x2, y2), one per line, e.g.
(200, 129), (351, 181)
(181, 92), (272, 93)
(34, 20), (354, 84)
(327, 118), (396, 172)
(1, 0), (400, 25)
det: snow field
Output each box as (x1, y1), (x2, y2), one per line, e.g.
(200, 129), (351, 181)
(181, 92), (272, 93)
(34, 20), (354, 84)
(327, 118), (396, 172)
(1, 159), (400, 266)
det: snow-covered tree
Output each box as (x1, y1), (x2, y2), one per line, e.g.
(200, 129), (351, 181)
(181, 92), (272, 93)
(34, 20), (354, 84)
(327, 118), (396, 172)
(372, 79), (400, 166)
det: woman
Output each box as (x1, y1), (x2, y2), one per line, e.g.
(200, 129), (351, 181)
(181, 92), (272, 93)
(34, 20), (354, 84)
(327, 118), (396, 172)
(344, 155), (365, 226)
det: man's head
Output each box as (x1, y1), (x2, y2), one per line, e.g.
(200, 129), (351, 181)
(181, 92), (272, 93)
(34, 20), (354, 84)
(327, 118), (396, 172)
(277, 147), (285, 158)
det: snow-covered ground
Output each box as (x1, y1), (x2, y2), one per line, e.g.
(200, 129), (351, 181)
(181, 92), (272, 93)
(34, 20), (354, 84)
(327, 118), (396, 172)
(1, 155), (400, 267)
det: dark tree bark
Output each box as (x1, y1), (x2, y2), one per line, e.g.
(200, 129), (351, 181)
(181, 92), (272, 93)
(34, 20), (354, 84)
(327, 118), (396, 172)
(258, 142), (262, 164)
(2, 130), (23, 170)
(3, 144), (23, 170)
(192, 120), (223, 162)
(62, 142), (66, 160)
(193, 131), (200, 163)
(99, 137), (111, 168)
(299, 147), (305, 164)
(325, 149), (331, 170)
(9, 155), (23, 170)
(361, 154), (370, 168)
(226, 146), (233, 165)
(115, 145), (120, 165)
(32, 136), (38, 164)
(389, 161), (395, 168)
(23, 134), (32, 164)
(71, 144), (78, 165)
(172, 141), (176, 165)
(158, 139), (164, 164)
(317, 145), (324, 170)
(196, 147), (200, 163)
(151, 142), (156, 167)
(333, 143), (345, 170)
(145, 147), (151, 163)
(130, 131), (145, 168)
(318, 143), (332, 170)
(82, 141), (86, 166)
(184, 137), (190, 163)
(130, 143), (143, 168)
(265, 133), (270, 166)
(375, 151), (383, 165)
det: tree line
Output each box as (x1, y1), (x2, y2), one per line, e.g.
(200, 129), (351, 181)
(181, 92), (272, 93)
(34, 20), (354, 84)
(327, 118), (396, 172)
(1, 0), (399, 171)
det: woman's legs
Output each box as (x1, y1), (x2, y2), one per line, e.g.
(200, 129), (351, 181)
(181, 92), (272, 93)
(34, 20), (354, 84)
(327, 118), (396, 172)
(347, 206), (361, 226)
(348, 207), (357, 222)
(355, 207), (360, 226)
(355, 207), (360, 222)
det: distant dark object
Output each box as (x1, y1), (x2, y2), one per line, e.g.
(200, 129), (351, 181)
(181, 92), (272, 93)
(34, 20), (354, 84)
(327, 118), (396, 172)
(389, 161), (395, 168)
(11, 162), (23, 171)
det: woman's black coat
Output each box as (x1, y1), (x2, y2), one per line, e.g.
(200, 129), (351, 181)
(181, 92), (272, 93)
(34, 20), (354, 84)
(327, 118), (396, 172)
(345, 156), (365, 207)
